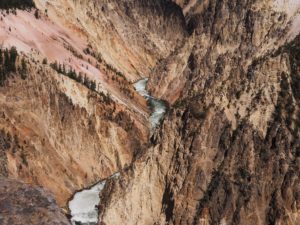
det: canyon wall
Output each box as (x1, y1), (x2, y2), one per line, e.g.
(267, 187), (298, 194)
(100, 1), (300, 224)
(1, 0), (300, 224)
(0, 0), (187, 217)
(34, 0), (187, 81)
(0, 55), (148, 206)
(0, 0), (187, 209)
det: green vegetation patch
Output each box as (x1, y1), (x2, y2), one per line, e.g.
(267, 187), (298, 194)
(50, 61), (98, 92)
(0, 0), (35, 10)
(0, 47), (28, 86)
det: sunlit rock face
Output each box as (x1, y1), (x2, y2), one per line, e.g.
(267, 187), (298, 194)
(0, 2), (150, 208)
(99, 1), (300, 225)
(1, 0), (300, 225)
(34, 0), (188, 81)
(0, 57), (149, 207)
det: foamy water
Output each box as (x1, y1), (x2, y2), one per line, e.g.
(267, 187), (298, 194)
(68, 173), (120, 225)
(133, 78), (167, 128)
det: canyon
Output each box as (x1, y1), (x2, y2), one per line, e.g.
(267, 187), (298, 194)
(0, 0), (300, 225)
(68, 79), (166, 225)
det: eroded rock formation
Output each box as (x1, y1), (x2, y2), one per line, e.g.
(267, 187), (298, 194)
(100, 1), (300, 225)
(0, 56), (148, 206)
(1, 0), (300, 224)
(34, 0), (187, 81)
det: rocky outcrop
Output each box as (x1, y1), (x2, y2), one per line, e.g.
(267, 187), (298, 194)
(0, 177), (70, 225)
(100, 1), (300, 225)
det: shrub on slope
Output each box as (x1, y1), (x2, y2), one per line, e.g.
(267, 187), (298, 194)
(0, 0), (35, 10)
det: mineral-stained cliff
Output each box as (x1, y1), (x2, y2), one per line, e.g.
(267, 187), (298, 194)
(0, 54), (148, 206)
(1, 0), (300, 224)
(34, 0), (187, 81)
(0, 0), (188, 218)
(100, 1), (300, 225)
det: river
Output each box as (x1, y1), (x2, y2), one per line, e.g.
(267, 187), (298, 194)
(133, 78), (167, 128)
(68, 78), (166, 225)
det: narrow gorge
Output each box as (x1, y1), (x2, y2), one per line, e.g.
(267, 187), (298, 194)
(68, 78), (167, 225)
(0, 0), (300, 225)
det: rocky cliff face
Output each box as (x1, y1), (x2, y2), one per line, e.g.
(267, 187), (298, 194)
(0, 55), (148, 206)
(148, 0), (300, 104)
(0, 177), (70, 225)
(1, 0), (300, 224)
(0, 0), (179, 209)
(100, 1), (300, 225)
(34, 0), (187, 81)
(0, 0), (187, 219)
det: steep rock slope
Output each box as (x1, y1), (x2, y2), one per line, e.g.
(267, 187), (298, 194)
(0, 52), (148, 206)
(0, 1), (169, 208)
(0, 177), (70, 225)
(0, 0), (186, 222)
(0, 9), (149, 116)
(100, 1), (300, 225)
(148, 0), (300, 103)
(34, 0), (187, 81)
